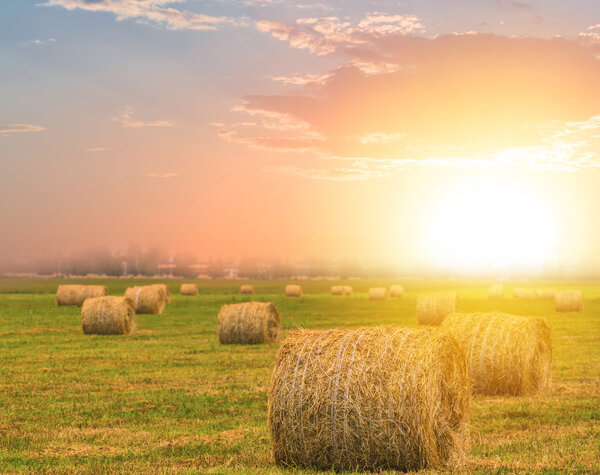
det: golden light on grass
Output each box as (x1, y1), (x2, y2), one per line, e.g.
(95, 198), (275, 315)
(81, 296), (136, 335)
(268, 327), (470, 471)
(217, 302), (281, 344)
(441, 313), (552, 396)
(488, 284), (504, 298)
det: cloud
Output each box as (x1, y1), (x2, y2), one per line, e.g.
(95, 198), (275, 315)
(269, 72), (332, 86)
(85, 147), (107, 152)
(40, 0), (236, 31)
(0, 124), (45, 135)
(112, 107), (173, 128)
(146, 172), (178, 178)
(221, 34), (600, 173)
(256, 11), (424, 55)
(19, 38), (57, 46)
(264, 164), (389, 181)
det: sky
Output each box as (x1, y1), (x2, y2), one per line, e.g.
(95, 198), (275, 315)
(1, 0), (599, 275)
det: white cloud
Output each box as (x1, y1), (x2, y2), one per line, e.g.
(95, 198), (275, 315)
(112, 107), (173, 128)
(19, 38), (57, 46)
(0, 124), (45, 135)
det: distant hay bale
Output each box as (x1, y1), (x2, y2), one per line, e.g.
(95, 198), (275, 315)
(330, 285), (344, 295)
(124, 286), (166, 314)
(343, 285), (353, 296)
(56, 284), (108, 307)
(180, 283), (198, 296)
(416, 293), (458, 325)
(218, 302), (281, 344)
(513, 288), (536, 299)
(555, 290), (584, 312)
(268, 326), (470, 471)
(151, 283), (171, 303)
(536, 288), (557, 300)
(285, 284), (302, 297)
(390, 284), (405, 297)
(240, 285), (255, 295)
(81, 296), (136, 335)
(368, 287), (388, 301)
(488, 284), (504, 298)
(441, 312), (552, 396)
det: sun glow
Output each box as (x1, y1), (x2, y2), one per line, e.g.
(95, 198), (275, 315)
(427, 178), (557, 273)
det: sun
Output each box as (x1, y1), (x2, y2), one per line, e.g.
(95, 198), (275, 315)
(426, 177), (557, 274)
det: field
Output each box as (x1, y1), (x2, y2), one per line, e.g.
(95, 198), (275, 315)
(0, 278), (599, 473)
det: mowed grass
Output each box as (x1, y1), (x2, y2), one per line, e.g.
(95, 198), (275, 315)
(0, 279), (599, 474)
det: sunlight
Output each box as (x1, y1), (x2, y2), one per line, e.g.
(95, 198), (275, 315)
(426, 178), (557, 273)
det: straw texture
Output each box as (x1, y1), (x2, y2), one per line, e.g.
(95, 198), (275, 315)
(151, 283), (171, 303)
(56, 285), (108, 306)
(81, 296), (136, 335)
(416, 293), (458, 325)
(124, 286), (166, 314)
(218, 302), (281, 344)
(180, 283), (198, 296)
(268, 326), (470, 471)
(555, 290), (584, 312)
(285, 285), (302, 297)
(240, 285), (255, 295)
(389, 285), (405, 298)
(441, 312), (552, 396)
(368, 287), (388, 301)
(488, 284), (504, 298)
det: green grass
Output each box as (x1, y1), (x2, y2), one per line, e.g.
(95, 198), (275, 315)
(0, 278), (599, 473)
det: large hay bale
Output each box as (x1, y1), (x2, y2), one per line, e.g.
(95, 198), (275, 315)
(218, 302), (281, 344)
(81, 296), (136, 335)
(330, 285), (344, 295)
(441, 312), (552, 395)
(536, 288), (557, 300)
(151, 283), (171, 303)
(285, 284), (302, 297)
(416, 293), (458, 325)
(240, 285), (255, 295)
(513, 287), (536, 299)
(390, 284), (405, 297)
(368, 287), (388, 301)
(124, 286), (166, 314)
(56, 284), (108, 307)
(488, 284), (504, 298)
(268, 326), (470, 471)
(180, 283), (198, 296)
(555, 290), (584, 312)
(343, 285), (353, 295)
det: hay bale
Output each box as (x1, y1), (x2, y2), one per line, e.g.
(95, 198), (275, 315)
(416, 293), (458, 325)
(218, 302), (281, 344)
(330, 285), (344, 295)
(390, 284), (405, 297)
(240, 285), (255, 295)
(285, 284), (302, 297)
(56, 284), (108, 306)
(441, 312), (552, 395)
(368, 287), (388, 301)
(513, 287), (536, 299)
(151, 283), (171, 303)
(488, 284), (504, 298)
(343, 285), (353, 296)
(124, 286), (166, 314)
(180, 283), (198, 296)
(555, 290), (584, 312)
(81, 296), (136, 335)
(268, 326), (470, 471)
(536, 288), (556, 300)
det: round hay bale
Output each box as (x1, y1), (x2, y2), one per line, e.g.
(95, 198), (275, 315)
(416, 293), (458, 325)
(81, 296), (136, 335)
(554, 290), (584, 312)
(180, 283), (198, 296)
(124, 286), (166, 314)
(240, 285), (255, 295)
(57, 284), (108, 307)
(390, 284), (405, 297)
(488, 284), (504, 298)
(343, 285), (353, 296)
(536, 288), (556, 300)
(368, 287), (388, 301)
(218, 302), (281, 344)
(513, 287), (536, 299)
(330, 285), (344, 295)
(441, 312), (552, 395)
(151, 283), (171, 303)
(268, 326), (470, 471)
(285, 284), (302, 297)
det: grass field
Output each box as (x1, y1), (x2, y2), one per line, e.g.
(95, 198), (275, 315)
(0, 278), (599, 473)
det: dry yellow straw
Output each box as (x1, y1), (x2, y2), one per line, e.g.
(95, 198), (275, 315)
(218, 302), (280, 344)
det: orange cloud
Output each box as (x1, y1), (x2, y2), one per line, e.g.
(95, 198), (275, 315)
(112, 107), (173, 128)
(0, 124), (45, 135)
